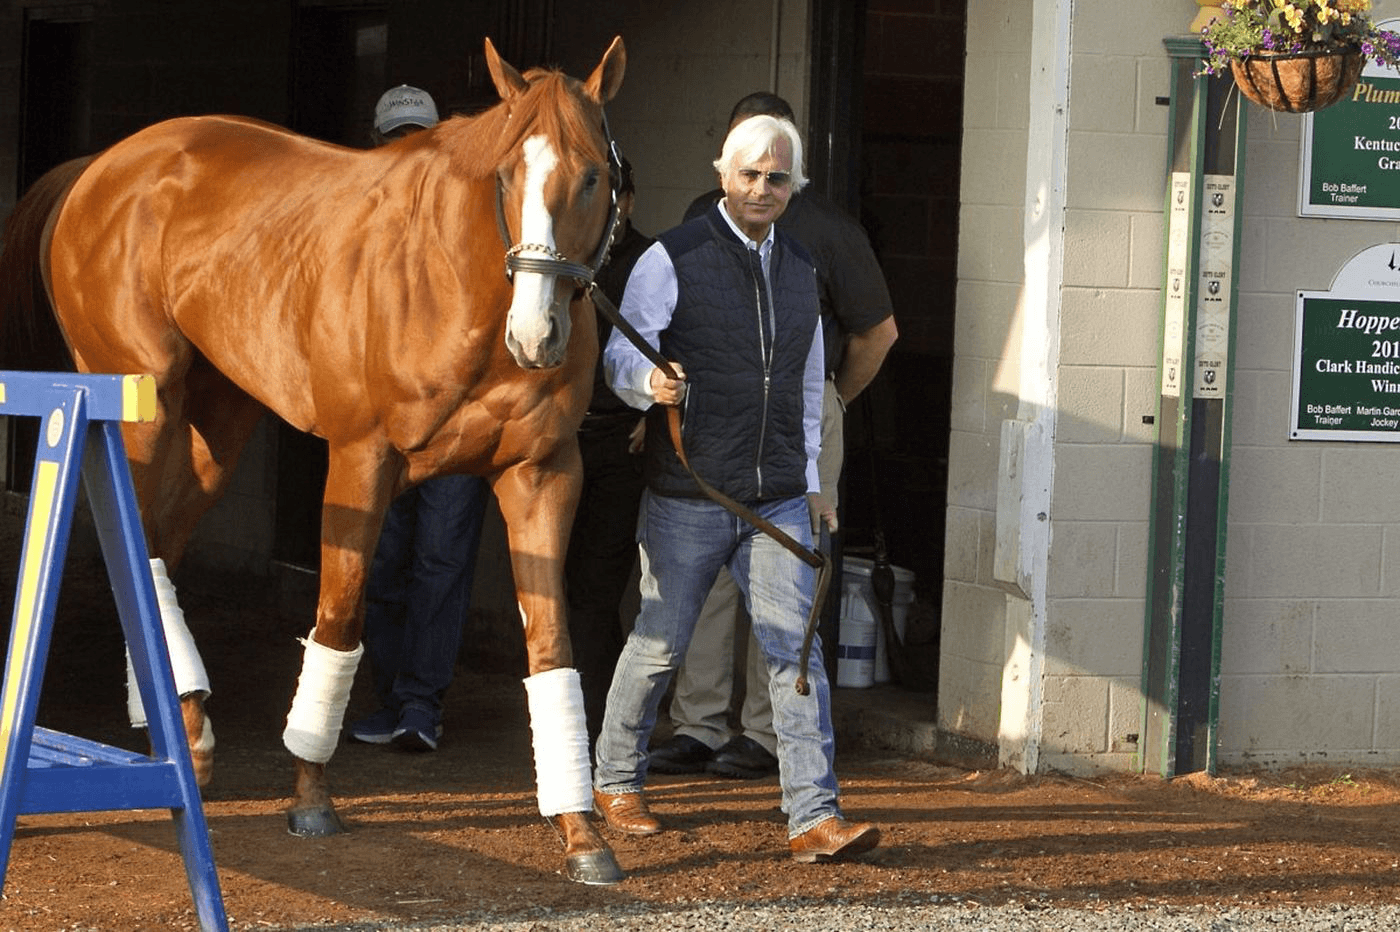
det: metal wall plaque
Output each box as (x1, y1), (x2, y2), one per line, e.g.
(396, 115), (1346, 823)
(1292, 244), (1400, 441)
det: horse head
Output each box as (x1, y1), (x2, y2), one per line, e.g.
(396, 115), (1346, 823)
(487, 36), (626, 370)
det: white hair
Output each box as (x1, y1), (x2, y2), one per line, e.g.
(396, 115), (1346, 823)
(713, 115), (809, 191)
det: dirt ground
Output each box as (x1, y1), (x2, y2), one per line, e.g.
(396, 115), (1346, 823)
(3, 508), (1400, 931)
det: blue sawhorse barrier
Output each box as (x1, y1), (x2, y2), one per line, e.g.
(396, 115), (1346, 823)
(0, 371), (227, 931)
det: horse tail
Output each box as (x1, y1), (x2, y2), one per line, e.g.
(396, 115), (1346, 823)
(0, 155), (93, 371)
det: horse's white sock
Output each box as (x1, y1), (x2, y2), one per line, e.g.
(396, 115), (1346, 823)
(125, 557), (211, 728)
(523, 667), (592, 816)
(282, 630), (362, 764)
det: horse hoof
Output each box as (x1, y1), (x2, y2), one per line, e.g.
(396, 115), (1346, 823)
(286, 807), (346, 837)
(190, 748), (214, 789)
(565, 849), (625, 886)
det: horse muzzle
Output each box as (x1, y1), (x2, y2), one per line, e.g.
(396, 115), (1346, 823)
(505, 290), (572, 369)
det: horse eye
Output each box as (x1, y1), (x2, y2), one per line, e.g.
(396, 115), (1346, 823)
(584, 168), (600, 192)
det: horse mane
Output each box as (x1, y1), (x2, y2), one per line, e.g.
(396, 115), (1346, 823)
(446, 68), (606, 178)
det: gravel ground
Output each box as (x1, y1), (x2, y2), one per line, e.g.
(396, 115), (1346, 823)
(255, 899), (1400, 931)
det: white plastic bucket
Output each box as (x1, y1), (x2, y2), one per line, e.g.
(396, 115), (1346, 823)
(838, 557), (916, 686)
(835, 606), (877, 688)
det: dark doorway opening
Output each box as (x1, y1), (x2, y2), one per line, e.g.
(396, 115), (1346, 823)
(270, 5), (390, 572)
(5, 8), (95, 497)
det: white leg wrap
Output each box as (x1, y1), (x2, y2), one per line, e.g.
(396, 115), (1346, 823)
(282, 630), (363, 764)
(523, 667), (593, 817)
(126, 558), (212, 727)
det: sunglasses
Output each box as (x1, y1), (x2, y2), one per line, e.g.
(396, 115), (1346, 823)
(736, 168), (792, 188)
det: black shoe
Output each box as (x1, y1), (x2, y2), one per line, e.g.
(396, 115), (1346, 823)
(647, 734), (715, 773)
(706, 735), (779, 779)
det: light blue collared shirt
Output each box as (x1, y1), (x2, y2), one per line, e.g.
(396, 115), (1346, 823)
(603, 200), (825, 494)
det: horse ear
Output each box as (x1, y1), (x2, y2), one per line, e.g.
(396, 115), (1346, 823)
(484, 37), (529, 100)
(584, 36), (626, 105)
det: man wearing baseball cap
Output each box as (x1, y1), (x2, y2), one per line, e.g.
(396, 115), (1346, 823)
(371, 84), (440, 143)
(351, 84), (492, 752)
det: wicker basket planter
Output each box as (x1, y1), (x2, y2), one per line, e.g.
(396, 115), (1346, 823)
(1229, 48), (1365, 113)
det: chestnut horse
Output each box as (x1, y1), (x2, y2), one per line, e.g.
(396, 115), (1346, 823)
(0, 37), (628, 885)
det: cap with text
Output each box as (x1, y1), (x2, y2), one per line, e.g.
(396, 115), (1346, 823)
(374, 85), (439, 134)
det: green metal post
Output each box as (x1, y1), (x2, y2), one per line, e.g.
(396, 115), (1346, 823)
(1140, 38), (1246, 777)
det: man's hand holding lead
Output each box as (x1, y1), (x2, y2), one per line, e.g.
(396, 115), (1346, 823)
(649, 363), (687, 406)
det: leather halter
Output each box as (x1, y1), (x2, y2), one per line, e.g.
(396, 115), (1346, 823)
(495, 108), (624, 290)
(588, 284), (833, 697)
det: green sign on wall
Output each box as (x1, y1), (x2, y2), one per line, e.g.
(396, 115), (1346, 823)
(1293, 293), (1400, 441)
(1300, 37), (1400, 221)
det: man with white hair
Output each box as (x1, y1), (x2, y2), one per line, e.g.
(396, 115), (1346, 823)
(592, 114), (880, 863)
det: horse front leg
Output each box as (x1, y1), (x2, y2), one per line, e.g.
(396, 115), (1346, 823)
(495, 456), (623, 886)
(283, 441), (393, 837)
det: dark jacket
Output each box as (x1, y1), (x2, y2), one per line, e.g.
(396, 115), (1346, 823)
(643, 205), (819, 502)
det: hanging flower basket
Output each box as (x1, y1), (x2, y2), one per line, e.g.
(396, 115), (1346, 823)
(1229, 47), (1364, 113)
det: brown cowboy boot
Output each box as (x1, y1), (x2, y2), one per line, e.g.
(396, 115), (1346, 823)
(593, 789), (662, 835)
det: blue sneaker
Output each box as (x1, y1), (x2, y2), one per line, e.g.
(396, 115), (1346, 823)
(349, 707), (399, 744)
(392, 706), (443, 752)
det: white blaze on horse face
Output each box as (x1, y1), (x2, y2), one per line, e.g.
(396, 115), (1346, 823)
(506, 134), (570, 368)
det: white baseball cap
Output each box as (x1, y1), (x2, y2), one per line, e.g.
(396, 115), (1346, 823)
(374, 85), (439, 134)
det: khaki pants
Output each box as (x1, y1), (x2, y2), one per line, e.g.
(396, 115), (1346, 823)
(668, 377), (844, 755)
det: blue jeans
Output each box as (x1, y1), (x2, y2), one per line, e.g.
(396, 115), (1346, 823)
(594, 490), (841, 837)
(363, 474), (488, 717)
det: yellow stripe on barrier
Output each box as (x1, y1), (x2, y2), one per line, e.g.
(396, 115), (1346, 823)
(0, 382), (6, 405)
(122, 374), (156, 423)
(0, 459), (59, 778)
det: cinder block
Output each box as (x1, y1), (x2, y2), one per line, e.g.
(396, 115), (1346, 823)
(940, 579), (1010, 666)
(1063, 209), (1130, 288)
(1322, 449), (1400, 523)
(1044, 598), (1143, 676)
(936, 653), (1002, 740)
(1242, 525), (1382, 599)
(1315, 601), (1400, 673)
(1057, 367), (1124, 444)
(1061, 287), (1160, 367)
(1053, 444), (1152, 522)
(1372, 675), (1400, 748)
(1067, 134), (1166, 213)
(1122, 368), (1157, 443)
(945, 428), (1000, 511)
(1228, 370), (1293, 445)
(1127, 211), (1166, 289)
(1218, 674), (1374, 752)
(949, 357), (989, 434)
(1226, 445), (1321, 524)
(942, 505), (981, 582)
(1042, 675), (1110, 754)
(1046, 521), (1116, 597)
(1069, 54), (1136, 134)
(1115, 521), (1149, 598)
(953, 279), (1023, 358)
(958, 203), (1027, 282)
(1108, 677), (1144, 754)
(1220, 599), (1314, 675)
(959, 129), (1031, 207)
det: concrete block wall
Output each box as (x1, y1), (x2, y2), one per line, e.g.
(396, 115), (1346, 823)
(948, 0), (1400, 773)
(1042, 3), (1234, 772)
(943, 0), (1195, 772)
(939, 0), (1032, 746)
(1219, 38), (1400, 765)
